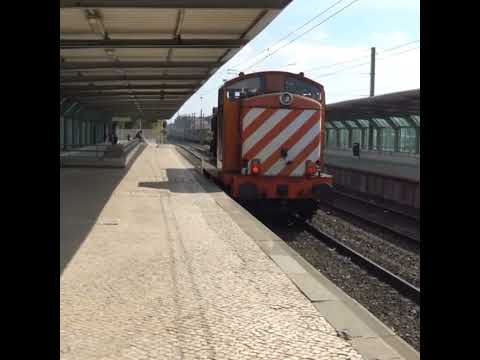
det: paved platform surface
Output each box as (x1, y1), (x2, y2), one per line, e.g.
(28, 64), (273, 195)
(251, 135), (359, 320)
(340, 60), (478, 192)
(61, 144), (364, 360)
(324, 149), (419, 182)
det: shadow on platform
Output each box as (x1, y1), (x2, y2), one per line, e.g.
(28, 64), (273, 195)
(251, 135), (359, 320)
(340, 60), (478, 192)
(138, 168), (219, 194)
(60, 146), (145, 275)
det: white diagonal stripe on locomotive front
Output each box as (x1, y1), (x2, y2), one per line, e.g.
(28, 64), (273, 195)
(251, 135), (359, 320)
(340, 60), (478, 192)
(290, 146), (321, 176)
(254, 109), (316, 162)
(242, 107), (266, 131)
(265, 122), (321, 176)
(242, 109), (292, 156)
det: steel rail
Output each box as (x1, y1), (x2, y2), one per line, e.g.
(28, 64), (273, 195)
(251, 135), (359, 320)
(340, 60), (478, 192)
(319, 195), (420, 244)
(296, 216), (420, 304)
(332, 189), (419, 221)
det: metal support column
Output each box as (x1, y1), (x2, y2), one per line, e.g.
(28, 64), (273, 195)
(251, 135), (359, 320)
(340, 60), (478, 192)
(377, 128), (382, 151)
(72, 118), (75, 146)
(415, 127), (420, 154)
(394, 128), (400, 152)
(64, 117), (68, 150)
(325, 128), (331, 146)
(72, 107), (82, 146)
(368, 120), (374, 150)
(60, 116), (65, 150)
(80, 120), (84, 145)
(361, 128), (367, 149)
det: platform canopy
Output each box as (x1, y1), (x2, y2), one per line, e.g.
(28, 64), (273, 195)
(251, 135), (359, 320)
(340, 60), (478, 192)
(60, 0), (292, 121)
(326, 89), (420, 122)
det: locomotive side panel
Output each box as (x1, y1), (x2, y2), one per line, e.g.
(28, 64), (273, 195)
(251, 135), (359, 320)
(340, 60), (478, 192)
(216, 89), (224, 170)
(221, 94), (242, 173)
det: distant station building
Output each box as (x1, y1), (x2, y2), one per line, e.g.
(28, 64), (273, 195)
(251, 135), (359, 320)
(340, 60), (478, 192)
(325, 89), (420, 154)
(173, 114), (212, 130)
(324, 89), (420, 209)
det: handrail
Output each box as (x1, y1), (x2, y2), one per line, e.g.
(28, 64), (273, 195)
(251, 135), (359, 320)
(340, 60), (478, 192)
(122, 138), (140, 153)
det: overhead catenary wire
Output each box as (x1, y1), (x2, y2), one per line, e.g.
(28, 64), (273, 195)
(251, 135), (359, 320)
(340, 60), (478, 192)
(198, 72), (235, 97)
(298, 39), (420, 73)
(175, 42), (419, 119)
(382, 39), (420, 53)
(243, 0), (362, 72)
(248, 39), (420, 77)
(198, 2), (418, 102)
(195, 42), (419, 109)
(313, 45), (420, 79)
(228, 0), (348, 71)
(185, 33), (418, 117)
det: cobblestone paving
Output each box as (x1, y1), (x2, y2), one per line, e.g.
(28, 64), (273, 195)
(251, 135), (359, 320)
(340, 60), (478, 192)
(61, 145), (363, 360)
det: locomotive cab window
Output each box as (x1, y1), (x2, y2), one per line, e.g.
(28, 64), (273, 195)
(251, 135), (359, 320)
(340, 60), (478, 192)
(285, 77), (322, 101)
(225, 76), (265, 100)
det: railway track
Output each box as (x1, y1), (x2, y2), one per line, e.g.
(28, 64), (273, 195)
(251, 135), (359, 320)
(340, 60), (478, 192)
(175, 143), (204, 164)
(189, 143), (210, 154)
(292, 213), (420, 304)
(320, 190), (420, 245)
(332, 189), (419, 221)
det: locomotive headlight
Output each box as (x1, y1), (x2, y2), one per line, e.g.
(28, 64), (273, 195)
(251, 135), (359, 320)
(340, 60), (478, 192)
(250, 159), (262, 175)
(279, 92), (293, 106)
(305, 160), (317, 177)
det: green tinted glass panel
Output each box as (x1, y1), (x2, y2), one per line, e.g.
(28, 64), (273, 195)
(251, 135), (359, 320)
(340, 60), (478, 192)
(390, 116), (410, 127)
(351, 129), (361, 145)
(371, 128), (378, 149)
(381, 128), (395, 151)
(372, 118), (390, 127)
(339, 129), (349, 148)
(357, 119), (370, 127)
(399, 127), (417, 153)
(362, 129), (369, 148)
(346, 120), (358, 128)
(410, 115), (420, 126)
(327, 129), (337, 147)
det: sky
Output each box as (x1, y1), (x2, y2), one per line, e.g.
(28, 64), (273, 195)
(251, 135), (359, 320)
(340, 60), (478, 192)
(169, 0), (420, 122)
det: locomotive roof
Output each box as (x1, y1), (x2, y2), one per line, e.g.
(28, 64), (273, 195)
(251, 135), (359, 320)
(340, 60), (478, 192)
(222, 71), (324, 90)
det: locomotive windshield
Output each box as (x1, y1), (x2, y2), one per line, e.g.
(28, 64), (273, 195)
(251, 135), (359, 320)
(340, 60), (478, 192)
(285, 77), (322, 101)
(225, 75), (265, 100)
(224, 73), (322, 101)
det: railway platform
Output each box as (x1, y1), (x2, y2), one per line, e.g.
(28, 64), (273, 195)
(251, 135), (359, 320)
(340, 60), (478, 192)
(61, 144), (417, 360)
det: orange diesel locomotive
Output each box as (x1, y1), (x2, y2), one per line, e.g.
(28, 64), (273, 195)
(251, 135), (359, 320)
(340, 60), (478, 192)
(205, 71), (332, 200)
